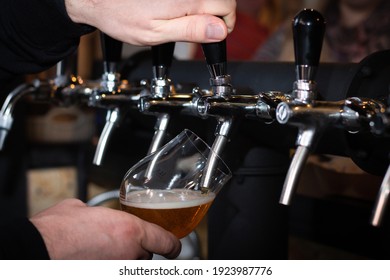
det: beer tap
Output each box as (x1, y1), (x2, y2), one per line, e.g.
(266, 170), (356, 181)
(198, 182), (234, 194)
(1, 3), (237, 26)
(92, 33), (124, 166)
(371, 161), (390, 226)
(198, 39), (234, 191)
(146, 42), (175, 155)
(275, 9), (326, 205)
(0, 52), (80, 150)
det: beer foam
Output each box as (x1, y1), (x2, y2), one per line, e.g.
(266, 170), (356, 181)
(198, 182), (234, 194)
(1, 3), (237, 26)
(120, 189), (215, 209)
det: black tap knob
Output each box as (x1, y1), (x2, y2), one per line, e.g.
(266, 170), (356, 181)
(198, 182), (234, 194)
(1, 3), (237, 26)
(201, 40), (227, 68)
(100, 33), (123, 73)
(201, 39), (227, 78)
(151, 42), (175, 79)
(293, 9), (326, 80)
(152, 43), (175, 69)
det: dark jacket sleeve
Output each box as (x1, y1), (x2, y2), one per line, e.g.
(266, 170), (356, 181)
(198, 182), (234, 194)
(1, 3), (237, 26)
(0, 0), (95, 79)
(0, 217), (50, 260)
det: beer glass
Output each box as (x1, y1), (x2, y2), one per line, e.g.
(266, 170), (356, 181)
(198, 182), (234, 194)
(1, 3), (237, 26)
(119, 129), (232, 239)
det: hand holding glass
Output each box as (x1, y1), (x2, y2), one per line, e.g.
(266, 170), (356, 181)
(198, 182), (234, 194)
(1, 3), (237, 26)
(119, 129), (232, 239)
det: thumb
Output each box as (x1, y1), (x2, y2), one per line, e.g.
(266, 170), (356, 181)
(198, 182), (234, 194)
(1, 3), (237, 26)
(155, 15), (229, 44)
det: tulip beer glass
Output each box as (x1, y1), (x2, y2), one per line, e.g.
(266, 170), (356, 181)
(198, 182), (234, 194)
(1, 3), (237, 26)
(119, 129), (232, 239)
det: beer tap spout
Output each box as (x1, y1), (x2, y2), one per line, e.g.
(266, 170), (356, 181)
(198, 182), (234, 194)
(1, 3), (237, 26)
(93, 108), (120, 165)
(371, 164), (390, 226)
(201, 117), (232, 192)
(0, 83), (37, 150)
(370, 98), (390, 226)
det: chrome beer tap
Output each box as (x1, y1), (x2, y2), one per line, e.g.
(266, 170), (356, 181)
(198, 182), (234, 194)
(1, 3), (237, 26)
(146, 42), (176, 155)
(91, 33), (144, 165)
(91, 33), (124, 165)
(0, 52), (81, 150)
(197, 39), (235, 191)
(275, 9), (326, 205)
(89, 34), (123, 165)
(138, 42), (202, 123)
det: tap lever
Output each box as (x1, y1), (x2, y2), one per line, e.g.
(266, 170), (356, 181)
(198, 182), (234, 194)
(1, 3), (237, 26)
(152, 42), (175, 79)
(293, 8), (326, 80)
(55, 53), (78, 87)
(100, 33), (123, 92)
(150, 43), (175, 98)
(100, 33), (123, 73)
(292, 9), (325, 103)
(201, 39), (227, 78)
(201, 39), (232, 99)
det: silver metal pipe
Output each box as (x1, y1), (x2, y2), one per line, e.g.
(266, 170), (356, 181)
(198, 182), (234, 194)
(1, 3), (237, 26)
(147, 113), (170, 155)
(143, 114), (171, 179)
(201, 118), (232, 192)
(279, 127), (316, 205)
(371, 164), (390, 226)
(0, 83), (36, 150)
(93, 108), (120, 165)
(279, 145), (310, 205)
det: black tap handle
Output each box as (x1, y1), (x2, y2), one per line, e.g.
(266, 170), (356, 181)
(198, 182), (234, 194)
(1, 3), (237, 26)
(152, 42), (175, 69)
(293, 9), (326, 67)
(201, 39), (227, 66)
(100, 33), (123, 67)
(56, 51), (78, 77)
(201, 39), (227, 78)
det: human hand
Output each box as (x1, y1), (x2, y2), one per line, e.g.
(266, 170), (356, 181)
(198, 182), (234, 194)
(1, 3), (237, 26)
(30, 198), (181, 260)
(65, 0), (236, 45)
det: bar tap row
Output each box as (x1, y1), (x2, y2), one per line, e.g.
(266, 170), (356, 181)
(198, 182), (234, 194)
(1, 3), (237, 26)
(0, 9), (389, 226)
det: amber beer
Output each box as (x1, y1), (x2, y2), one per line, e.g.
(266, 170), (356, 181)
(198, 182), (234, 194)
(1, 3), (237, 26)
(120, 189), (215, 239)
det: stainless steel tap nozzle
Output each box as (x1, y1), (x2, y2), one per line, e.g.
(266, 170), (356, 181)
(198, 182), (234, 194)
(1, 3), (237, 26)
(371, 164), (390, 226)
(93, 108), (120, 165)
(0, 83), (37, 150)
(370, 98), (390, 226)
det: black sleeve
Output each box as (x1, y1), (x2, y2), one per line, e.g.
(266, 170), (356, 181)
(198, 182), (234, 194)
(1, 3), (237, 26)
(0, 217), (50, 260)
(0, 0), (95, 79)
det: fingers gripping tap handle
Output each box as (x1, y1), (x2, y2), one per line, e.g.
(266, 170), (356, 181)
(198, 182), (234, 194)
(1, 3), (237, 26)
(293, 9), (326, 80)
